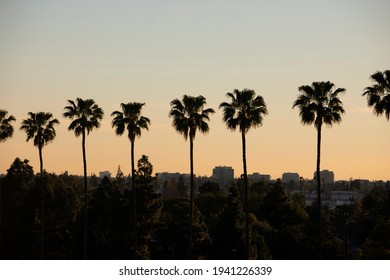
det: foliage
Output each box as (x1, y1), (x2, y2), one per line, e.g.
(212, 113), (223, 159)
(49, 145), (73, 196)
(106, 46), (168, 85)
(0, 109), (16, 142)
(63, 98), (104, 137)
(136, 155), (153, 179)
(111, 103), (150, 142)
(169, 95), (215, 141)
(214, 186), (245, 259)
(20, 112), (59, 149)
(261, 182), (307, 259)
(1, 159), (35, 258)
(301, 203), (343, 260)
(363, 70), (390, 120)
(154, 198), (210, 260)
(199, 181), (220, 195)
(134, 155), (162, 259)
(219, 89), (268, 133)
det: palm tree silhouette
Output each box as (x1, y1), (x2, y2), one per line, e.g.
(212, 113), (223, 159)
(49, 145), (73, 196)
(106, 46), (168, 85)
(63, 98), (104, 259)
(293, 81), (345, 258)
(169, 95), (215, 259)
(111, 102), (150, 258)
(0, 109), (16, 142)
(363, 70), (390, 121)
(219, 89), (267, 260)
(20, 112), (59, 259)
(0, 109), (16, 258)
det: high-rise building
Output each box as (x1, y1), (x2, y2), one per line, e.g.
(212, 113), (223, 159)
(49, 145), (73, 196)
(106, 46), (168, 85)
(212, 166), (234, 187)
(313, 169), (335, 185)
(282, 172), (300, 185)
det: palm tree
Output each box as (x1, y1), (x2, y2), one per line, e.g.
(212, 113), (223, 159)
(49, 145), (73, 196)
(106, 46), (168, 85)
(0, 109), (16, 142)
(20, 112), (59, 259)
(363, 70), (390, 121)
(63, 98), (104, 259)
(293, 81), (345, 258)
(0, 109), (15, 258)
(169, 95), (215, 259)
(219, 89), (268, 259)
(111, 102), (150, 258)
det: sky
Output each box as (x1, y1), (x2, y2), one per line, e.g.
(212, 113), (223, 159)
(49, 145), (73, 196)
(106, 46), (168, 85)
(0, 0), (389, 181)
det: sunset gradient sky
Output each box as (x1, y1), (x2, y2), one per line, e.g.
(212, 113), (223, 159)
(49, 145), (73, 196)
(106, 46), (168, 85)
(1, 0), (389, 180)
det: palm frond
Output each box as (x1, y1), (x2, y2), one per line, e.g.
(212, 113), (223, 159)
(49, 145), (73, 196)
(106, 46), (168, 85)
(64, 98), (104, 137)
(294, 81), (345, 128)
(363, 70), (390, 121)
(220, 89), (267, 133)
(20, 112), (59, 148)
(169, 95), (214, 141)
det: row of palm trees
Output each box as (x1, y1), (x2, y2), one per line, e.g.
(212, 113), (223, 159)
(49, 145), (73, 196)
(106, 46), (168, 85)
(1, 70), (389, 259)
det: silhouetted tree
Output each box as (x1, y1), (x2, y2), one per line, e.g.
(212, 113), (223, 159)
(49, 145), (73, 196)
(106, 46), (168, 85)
(63, 98), (104, 259)
(199, 181), (220, 195)
(20, 112), (59, 259)
(1, 158), (35, 259)
(361, 219), (390, 259)
(358, 187), (390, 259)
(111, 102), (150, 258)
(220, 88), (268, 259)
(0, 109), (16, 256)
(134, 155), (162, 259)
(261, 182), (308, 259)
(115, 165), (126, 191)
(302, 203), (343, 260)
(0, 109), (16, 142)
(88, 176), (126, 259)
(215, 186), (245, 259)
(363, 70), (390, 120)
(293, 81), (345, 258)
(43, 172), (83, 259)
(169, 95), (214, 259)
(154, 198), (210, 259)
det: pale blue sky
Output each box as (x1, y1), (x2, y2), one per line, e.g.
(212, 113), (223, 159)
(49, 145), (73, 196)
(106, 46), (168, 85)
(1, 0), (389, 180)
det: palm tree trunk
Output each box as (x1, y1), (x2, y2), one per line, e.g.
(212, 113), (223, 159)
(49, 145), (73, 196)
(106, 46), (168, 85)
(188, 136), (194, 260)
(39, 145), (45, 260)
(241, 130), (249, 260)
(82, 130), (88, 260)
(316, 124), (322, 259)
(131, 139), (137, 259)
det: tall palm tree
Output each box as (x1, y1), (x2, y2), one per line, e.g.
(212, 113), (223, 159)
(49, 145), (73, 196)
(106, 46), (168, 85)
(20, 112), (59, 259)
(219, 89), (267, 260)
(169, 95), (215, 259)
(111, 102), (150, 258)
(0, 109), (16, 142)
(293, 81), (345, 258)
(63, 98), (104, 259)
(0, 109), (15, 258)
(363, 70), (390, 121)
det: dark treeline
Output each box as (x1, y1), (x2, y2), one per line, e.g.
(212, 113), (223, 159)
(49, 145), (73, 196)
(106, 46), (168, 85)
(1, 157), (389, 260)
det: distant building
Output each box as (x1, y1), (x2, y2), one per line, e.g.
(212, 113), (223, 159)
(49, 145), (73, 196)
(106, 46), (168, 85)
(99, 171), (111, 179)
(313, 169), (334, 185)
(156, 172), (181, 188)
(282, 172), (300, 185)
(212, 166), (234, 187)
(248, 172), (271, 183)
(156, 172), (193, 198)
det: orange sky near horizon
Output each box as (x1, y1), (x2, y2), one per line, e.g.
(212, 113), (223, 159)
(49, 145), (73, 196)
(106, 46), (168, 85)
(1, 0), (389, 181)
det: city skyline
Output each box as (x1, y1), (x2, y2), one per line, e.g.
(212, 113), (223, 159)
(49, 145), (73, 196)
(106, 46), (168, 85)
(1, 0), (389, 181)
